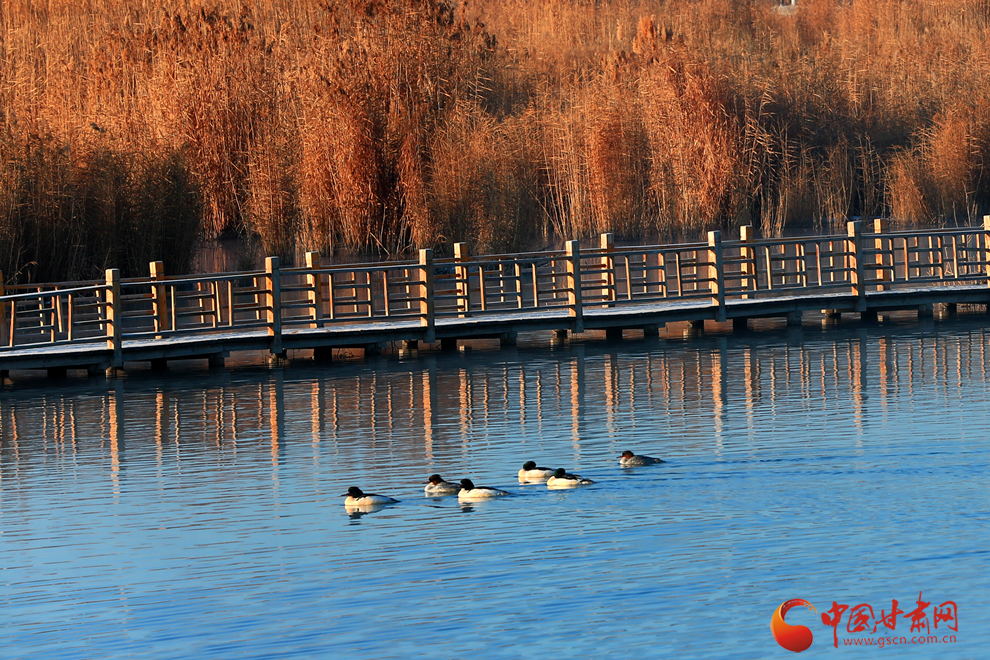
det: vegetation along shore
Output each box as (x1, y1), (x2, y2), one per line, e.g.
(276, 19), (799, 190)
(3, 0), (990, 283)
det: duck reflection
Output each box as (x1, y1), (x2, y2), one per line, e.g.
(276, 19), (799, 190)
(344, 503), (392, 520)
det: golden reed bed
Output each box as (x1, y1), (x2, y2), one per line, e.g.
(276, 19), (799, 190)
(3, 0), (990, 283)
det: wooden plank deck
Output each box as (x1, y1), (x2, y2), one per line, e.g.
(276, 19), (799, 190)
(3, 220), (990, 376)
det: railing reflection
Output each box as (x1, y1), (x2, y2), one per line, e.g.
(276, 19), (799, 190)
(2, 326), (989, 475)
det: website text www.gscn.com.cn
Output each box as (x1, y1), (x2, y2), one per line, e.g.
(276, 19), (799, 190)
(770, 592), (959, 652)
(844, 634), (957, 648)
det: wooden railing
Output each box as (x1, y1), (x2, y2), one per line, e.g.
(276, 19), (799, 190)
(3, 219), (990, 357)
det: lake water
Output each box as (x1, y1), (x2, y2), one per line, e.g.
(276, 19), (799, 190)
(2, 316), (988, 658)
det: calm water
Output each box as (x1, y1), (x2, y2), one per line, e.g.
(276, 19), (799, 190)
(2, 319), (989, 658)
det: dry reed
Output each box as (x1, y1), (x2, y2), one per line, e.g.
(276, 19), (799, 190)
(5, 0), (990, 281)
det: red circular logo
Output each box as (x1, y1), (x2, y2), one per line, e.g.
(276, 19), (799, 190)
(771, 599), (818, 652)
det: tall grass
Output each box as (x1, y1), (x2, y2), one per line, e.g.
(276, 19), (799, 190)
(4, 0), (990, 281)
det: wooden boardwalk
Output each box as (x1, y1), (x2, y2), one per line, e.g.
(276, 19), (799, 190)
(3, 219), (990, 377)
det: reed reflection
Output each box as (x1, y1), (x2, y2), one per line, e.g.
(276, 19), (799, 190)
(1, 326), (989, 479)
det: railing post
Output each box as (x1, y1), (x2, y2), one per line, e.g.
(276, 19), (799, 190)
(983, 216), (990, 289)
(566, 240), (585, 332)
(646, 250), (664, 296)
(600, 232), (615, 305)
(739, 225), (754, 298)
(305, 251), (324, 328)
(106, 268), (123, 368)
(149, 261), (167, 335)
(0, 270), (7, 346)
(708, 231), (726, 322)
(848, 220), (866, 311)
(266, 256), (283, 355)
(454, 242), (470, 316)
(874, 218), (888, 291)
(419, 248), (436, 342)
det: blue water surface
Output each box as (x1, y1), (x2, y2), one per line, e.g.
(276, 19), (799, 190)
(1, 319), (988, 658)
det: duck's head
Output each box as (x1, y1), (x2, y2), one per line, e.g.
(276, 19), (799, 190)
(343, 486), (365, 497)
(620, 450), (635, 459)
(460, 478), (476, 490)
(427, 474), (444, 485)
(522, 461), (537, 470)
(553, 468), (567, 478)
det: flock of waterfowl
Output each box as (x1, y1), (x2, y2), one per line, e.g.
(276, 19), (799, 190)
(343, 450), (665, 511)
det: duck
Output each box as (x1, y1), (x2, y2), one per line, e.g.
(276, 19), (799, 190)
(424, 474), (461, 495)
(457, 478), (509, 500)
(546, 468), (595, 489)
(619, 450), (665, 466)
(342, 486), (399, 506)
(518, 461), (555, 483)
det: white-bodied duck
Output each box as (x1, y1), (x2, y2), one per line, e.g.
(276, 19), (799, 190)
(457, 478), (509, 501)
(546, 468), (595, 489)
(342, 486), (399, 506)
(518, 461), (555, 483)
(424, 474), (461, 495)
(619, 450), (665, 466)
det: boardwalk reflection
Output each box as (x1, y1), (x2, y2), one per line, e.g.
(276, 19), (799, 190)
(2, 324), (989, 476)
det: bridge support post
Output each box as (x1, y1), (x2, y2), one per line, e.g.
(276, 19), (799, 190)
(943, 302), (958, 318)
(151, 358), (168, 371)
(314, 346), (334, 362)
(419, 249), (436, 343)
(566, 240), (584, 333)
(105, 268), (123, 369)
(642, 324), (660, 340)
(305, 252), (324, 328)
(440, 338), (458, 351)
(600, 233), (615, 306)
(552, 329), (569, 342)
(401, 340), (418, 351)
(688, 319), (705, 331)
(848, 221), (866, 311)
(500, 331), (517, 347)
(708, 231), (726, 322)
(208, 354), (225, 369)
(454, 243), (470, 316)
(605, 327), (623, 341)
(918, 303), (934, 319)
(733, 317), (748, 331)
(787, 311), (802, 327)
(0, 369), (8, 380)
(150, 261), (167, 335)
(364, 342), (384, 356)
(265, 257), (283, 355)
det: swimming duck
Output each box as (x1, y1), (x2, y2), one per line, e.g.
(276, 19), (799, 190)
(619, 450), (665, 466)
(424, 474), (461, 495)
(546, 468), (595, 489)
(342, 486), (399, 506)
(457, 478), (509, 500)
(518, 461), (555, 483)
